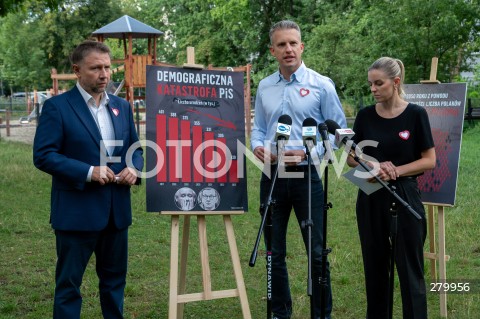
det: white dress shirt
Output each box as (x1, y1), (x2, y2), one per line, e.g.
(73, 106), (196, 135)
(76, 83), (115, 181)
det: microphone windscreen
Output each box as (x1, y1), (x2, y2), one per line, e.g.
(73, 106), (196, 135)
(302, 117), (317, 127)
(318, 122), (328, 132)
(302, 117), (317, 146)
(278, 114), (292, 125)
(318, 122), (329, 140)
(325, 119), (341, 135)
(275, 114), (293, 142)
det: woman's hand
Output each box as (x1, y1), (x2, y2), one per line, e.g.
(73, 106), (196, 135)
(369, 161), (398, 182)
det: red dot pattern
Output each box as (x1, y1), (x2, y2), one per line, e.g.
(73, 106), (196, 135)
(418, 128), (451, 192)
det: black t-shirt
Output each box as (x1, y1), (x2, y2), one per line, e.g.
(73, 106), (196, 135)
(352, 103), (434, 167)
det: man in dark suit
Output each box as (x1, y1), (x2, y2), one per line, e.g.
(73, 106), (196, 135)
(33, 40), (144, 319)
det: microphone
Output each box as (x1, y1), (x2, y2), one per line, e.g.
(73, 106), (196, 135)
(302, 118), (317, 149)
(325, 119), (356, 149)
(275, 114), (292, 142)
(318, 122), (334, 162)
(275, 115), (292, 158)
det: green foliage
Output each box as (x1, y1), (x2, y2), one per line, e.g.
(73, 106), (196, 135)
(0, 0), (60, 16)
(41, 0), (123, 73)
(0, 11), (50, 90)
(0, 1), (123, 91)
(464, 61), (480, 98)
(140, 0), (255, 68)
(306, 0), (480, 98)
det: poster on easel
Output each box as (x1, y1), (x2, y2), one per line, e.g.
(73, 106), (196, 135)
(404, 83), (467, 206)
(145, 65), (248, 213)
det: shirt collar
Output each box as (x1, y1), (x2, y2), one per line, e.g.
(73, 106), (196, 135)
(76, 82), (109, 108)
(276, 61), (307, 84)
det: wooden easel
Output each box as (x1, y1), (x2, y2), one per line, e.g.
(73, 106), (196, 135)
(166, 211), (251, 319)
(421, 57), (450, 318)
(165, 47), (251, 319)
(423, 204), (450, 317)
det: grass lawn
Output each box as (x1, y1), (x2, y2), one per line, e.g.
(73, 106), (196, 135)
(0, 123), (479, 318)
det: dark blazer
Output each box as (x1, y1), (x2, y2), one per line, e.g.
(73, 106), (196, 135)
(33, 86), (144, 231)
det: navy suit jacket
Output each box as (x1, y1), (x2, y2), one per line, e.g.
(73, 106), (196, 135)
(33, 86), (144, 231)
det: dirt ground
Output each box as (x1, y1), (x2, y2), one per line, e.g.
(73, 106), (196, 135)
(0, 122), (147, 145)
(0, 122), (37, 144)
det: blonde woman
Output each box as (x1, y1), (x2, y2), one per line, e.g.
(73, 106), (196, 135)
(347, 57), (436, 319)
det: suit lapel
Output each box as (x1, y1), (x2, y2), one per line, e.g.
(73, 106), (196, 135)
(66, 87), (102, 148)
(106, 98), (124, 155)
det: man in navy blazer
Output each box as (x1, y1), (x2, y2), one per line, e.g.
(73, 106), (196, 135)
(33, 40), (144, 319)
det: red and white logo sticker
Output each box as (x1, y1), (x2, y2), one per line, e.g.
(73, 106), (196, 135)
(399, 130), (410, 140)
(300, 88), (310, 97)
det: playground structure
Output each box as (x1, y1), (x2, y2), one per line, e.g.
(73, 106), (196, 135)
(49, 15), (253, 133)
(51, 15), (164, 108)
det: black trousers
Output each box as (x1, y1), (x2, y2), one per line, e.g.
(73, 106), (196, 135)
(356, 178), (427, 319)
(260, 165), (332, 319)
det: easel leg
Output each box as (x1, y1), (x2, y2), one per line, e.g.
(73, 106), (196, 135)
(198, 215), (213, 299)
(177, 215), (191, 319)
(428, 205), (437, 279)
(168, 213), (252, 318)
(169, 215), (180, 319)
(438, 207), (447, 317)
(224, 215), (252, 319)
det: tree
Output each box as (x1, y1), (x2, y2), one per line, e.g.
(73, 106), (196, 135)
(41, 0), (123, 73)
(306, 0), (480, 99)
(138, 0), (254, 68)
(0, 0), (123, 91)
(0, 0), (61, 16)
(0, 11), (50, 91)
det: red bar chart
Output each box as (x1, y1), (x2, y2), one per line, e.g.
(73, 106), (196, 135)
(155, 113), (238, 184)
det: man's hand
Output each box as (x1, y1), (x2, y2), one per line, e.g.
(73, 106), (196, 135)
(92, 166), (116, 185)
(253, 146), (278, 164)
(115, 167), (139, 186)
(283, 149), (305, 166)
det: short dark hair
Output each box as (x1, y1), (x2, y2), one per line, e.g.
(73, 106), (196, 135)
(70, 40), (111, 65)
(269, 20), (301, 45)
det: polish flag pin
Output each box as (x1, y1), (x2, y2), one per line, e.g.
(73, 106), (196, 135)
(112, 108), (119, 116)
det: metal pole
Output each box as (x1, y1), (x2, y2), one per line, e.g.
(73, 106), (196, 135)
(6, 96), (11, 136)
(135, 100), (140, 135)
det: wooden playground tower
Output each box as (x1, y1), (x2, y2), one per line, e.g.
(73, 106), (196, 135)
(51, 15), (164, 107)
(50, 15), (253, 134)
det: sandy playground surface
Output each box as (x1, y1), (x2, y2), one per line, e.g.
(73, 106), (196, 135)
(0, 121), (147, 145)
(0, 122), (37, 145)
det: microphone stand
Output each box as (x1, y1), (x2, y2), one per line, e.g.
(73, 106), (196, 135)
(319, 143), (332, 319)
(250, 142), (285, 319)
(347, 143), (421, 319)
(301, 142), (315, 319)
